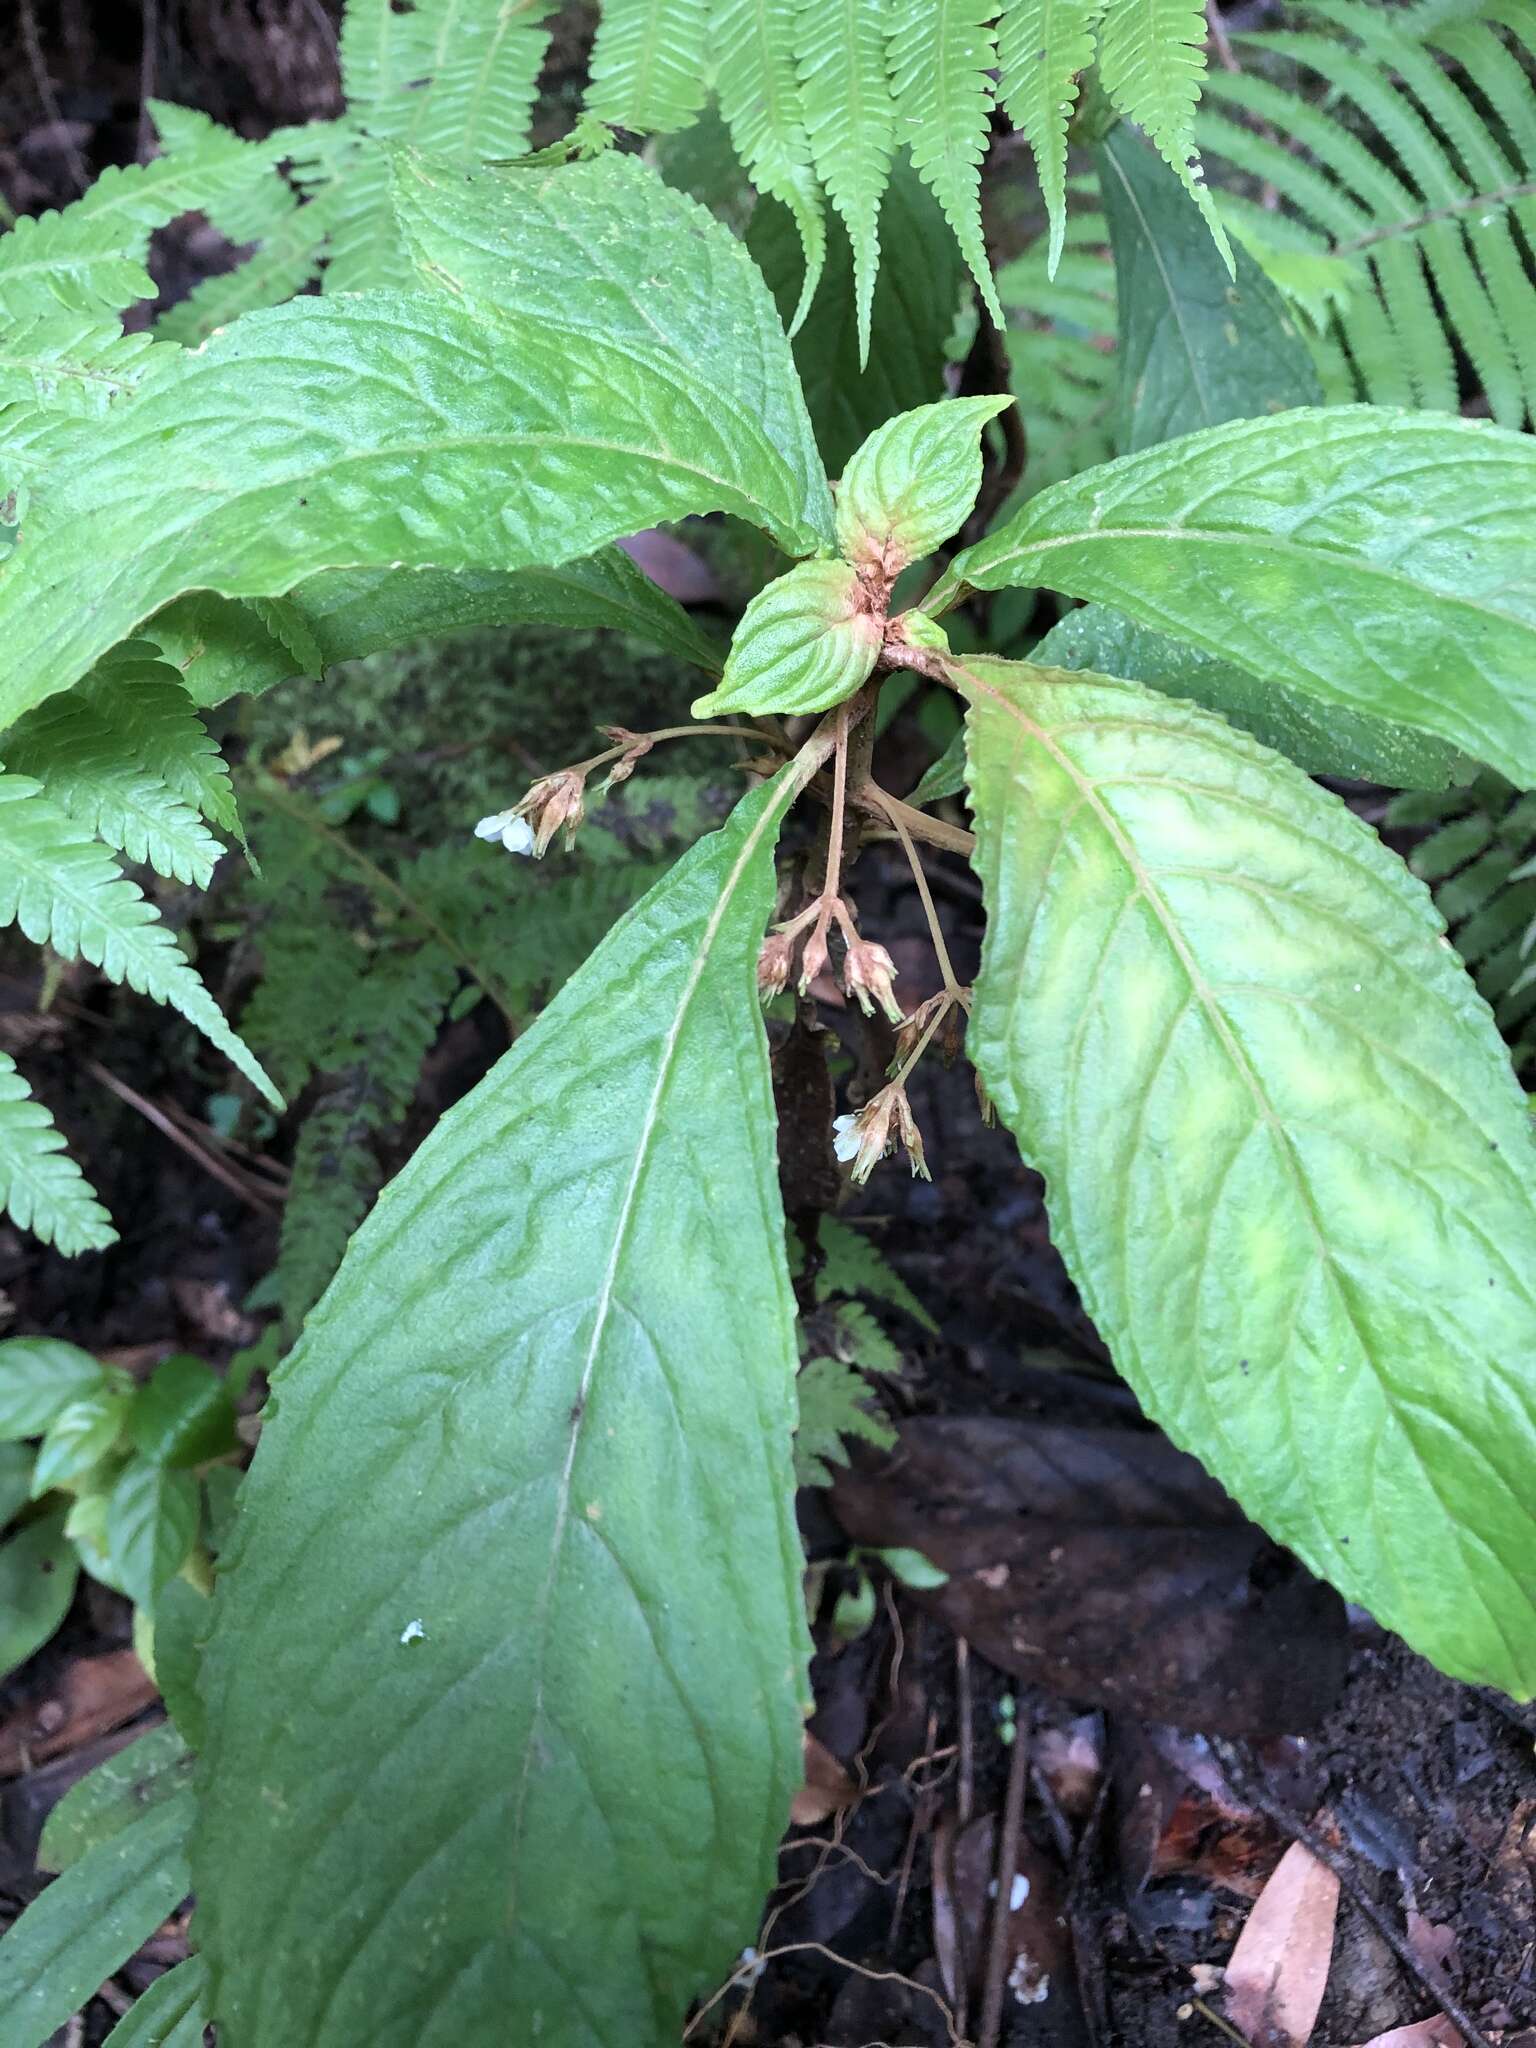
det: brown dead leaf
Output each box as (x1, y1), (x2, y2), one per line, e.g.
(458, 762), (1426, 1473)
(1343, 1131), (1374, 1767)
(1350, 2021), (1462, 2048)
(832, 1418), (1348, 1734)
(0, 1650), (157, 1777)
(790, 1731), (857, 1826)
(1223, 1839), (1340, 2048)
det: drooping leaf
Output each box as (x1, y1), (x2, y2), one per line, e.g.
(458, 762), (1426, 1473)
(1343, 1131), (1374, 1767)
(0, 1337), (108, 1439)
(585, 0), (709, 134)
(1095, 0), (1231, 271)
(1031, 604), (1465, 789)
(835, 396), (1013, 577)
(940, 407), (1536, 785)
(693, 560), (881, 718)
(0, 1069), (117, 1258)
(996, 0), (1103, 277)
(750, 152), (966, 475)
(1097, 126), (1321, 452)
(0, 1791), (192, 2048)
(99, 1959), (207, 2048)
(963, 655), (1536, 1696)
(0, 1512), (78, 1684)
(39, 1724), (193, 1873)
(889, 0), (1002, 324)
(713, 0), (827, 331)
(796, 0), (898, 366)
(0, 154), (831, 736)
(194, 773), (816, 2046)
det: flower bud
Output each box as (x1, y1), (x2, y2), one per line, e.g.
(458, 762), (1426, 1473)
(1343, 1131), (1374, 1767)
(842, 939), (903, 1024)
(757, 931), (795, 1003)
(832, 1082), (929, 1184)
(523, 769), (587, 856)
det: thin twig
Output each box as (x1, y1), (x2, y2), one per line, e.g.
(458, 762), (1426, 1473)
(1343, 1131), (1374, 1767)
(956, 1638), (975, 1829)
(688, 1943), (966, 2047)
(978, 1704), (1032, 2048)
(19, 0), (90, 194)
(85, 1060), (281, 1215)
(1211, 1739), (1498, 2048)
(867, 784), (964, 995)
(1205, 0), (1242, 74)
(138, 0), (159, 160)
(855, 780), (976, 859)
(1187, 1994), (1256, 2047)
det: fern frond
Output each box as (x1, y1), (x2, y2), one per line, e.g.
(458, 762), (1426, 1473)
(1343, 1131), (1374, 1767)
(797, 0), (899, 366)
(889, 0), (1002, 323)
(154, 200), (331, 347)
(406, 0), (557, 157)
(1097, 0), (1230, 269)
(0, 314), (165, 416)
(714, 0), (827, 332)
(0, 773), (276, 1105)
(586, 0), (709, 134)
(814, 1216), (937, 1331)
(997, 0), (1104, 277)
(275, 1087), (381, 1331)
(793, 1353), (898, 1488)
(0, 689), (224, 888)
(0, 122), (291, 320)
(339, 0), (440, 139)
(80, 653), (244, 843)
(0, 1051), (116, 1256)
(1199, 2), (1536, 428)
(1388, 772), (1536, 1071)
(996, 195), (1117, 492)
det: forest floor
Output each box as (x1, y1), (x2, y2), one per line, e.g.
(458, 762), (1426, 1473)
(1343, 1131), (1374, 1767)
(2, 5), (1534, 2045)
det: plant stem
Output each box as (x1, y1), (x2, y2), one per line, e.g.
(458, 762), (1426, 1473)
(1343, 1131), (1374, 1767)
(869, 786), (962, 998)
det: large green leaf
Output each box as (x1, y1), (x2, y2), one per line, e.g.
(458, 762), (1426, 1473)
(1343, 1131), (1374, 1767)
(392, 151), (830, 548)
(939, 408), (1536, 785)
(39, 1723), (192, 1873)
(1031, 605), (1464, 790)
(962, 656), (1536, 1695)
(0, 1511), (78, 1684)
(194, 774), (815, 2046)
(0, 156), (829, 735)
(1097, 127), (1321, 452)
(0, 1790), (191, 2048)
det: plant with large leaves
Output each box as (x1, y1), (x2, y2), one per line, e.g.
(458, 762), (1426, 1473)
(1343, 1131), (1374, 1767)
(3, 121), (1536, 2048)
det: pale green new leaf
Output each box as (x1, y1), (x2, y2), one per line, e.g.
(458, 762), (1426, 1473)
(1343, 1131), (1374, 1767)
(1096, 0), (1231, 271)
(585, 0), (709, 134)
(32, 1377), (131, 1494)
(693, 560), (880, 718)
(889, 0), (1002, 325)
(797, 0), (898, 367)
(1098, 127), (1321, 451)
(963, 657), (1536, 1695)
(194, 774), (814, 2047)
(0, 775), (276, 1104)
(941, 407), (1536, 786)
(996, 0), (1103, 277)
(836, 396), (1013, 575)
(100, 1959), (206, 2048)
(714, 0), (827, 332)
(0, 313), (164, 416)
(0, 1791), (192, 2048)
(0, 162), (831, 734)
(0, 1060), (117, 1257)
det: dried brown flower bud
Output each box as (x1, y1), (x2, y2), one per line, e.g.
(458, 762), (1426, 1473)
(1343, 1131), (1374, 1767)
(757, 931), (795, 1003)
(832, 1082), (929, 1184)
(521, 770), (587, 856)
(842, 938), (902, 1024)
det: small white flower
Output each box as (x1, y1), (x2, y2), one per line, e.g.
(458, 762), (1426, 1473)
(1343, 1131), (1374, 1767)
(474, 809), (537, 856)
(832, 1113), (861, 1163)
(399, 1618), (426, 1645)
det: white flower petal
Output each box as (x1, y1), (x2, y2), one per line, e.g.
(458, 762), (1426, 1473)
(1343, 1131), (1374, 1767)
(500, 816), (538, 856)
(474, 809), (515, 840)
(832, 1114), (861, 1163)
